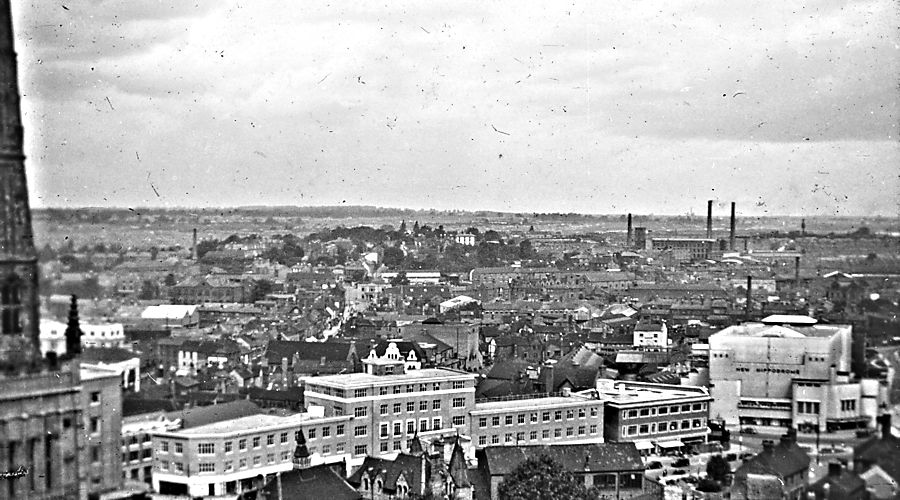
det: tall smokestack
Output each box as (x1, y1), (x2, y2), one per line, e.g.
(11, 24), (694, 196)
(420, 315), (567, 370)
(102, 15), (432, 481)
(706, 200), (713, 239)
(626, 214), (633, 247)
(192, 228), (198, 260)
(794, 256), (801, 286)
(729, 202), (736, 251)
(745, 276), (752, 321)
(801, 218), (806, 237)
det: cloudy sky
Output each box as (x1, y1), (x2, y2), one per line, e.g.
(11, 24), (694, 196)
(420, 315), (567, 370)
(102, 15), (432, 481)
(11, 0), (899, 216)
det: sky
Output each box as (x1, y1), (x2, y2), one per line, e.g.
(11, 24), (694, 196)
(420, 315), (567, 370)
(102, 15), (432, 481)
(11, 0), (900, 216)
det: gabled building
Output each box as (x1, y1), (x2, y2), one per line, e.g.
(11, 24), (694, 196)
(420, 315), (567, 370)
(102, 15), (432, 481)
(808, 461), (868, 500)
(263, 339), (360, 380)
(362, 340), (428, 372)
(731, 430), (810, 500)
(347, 452), (429, 499)
(474, 443), (648, 500)
(853, 414), (900, 499)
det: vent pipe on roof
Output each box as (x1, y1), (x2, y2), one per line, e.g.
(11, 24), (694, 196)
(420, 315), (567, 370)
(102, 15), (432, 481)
(707, 200), (713, 239)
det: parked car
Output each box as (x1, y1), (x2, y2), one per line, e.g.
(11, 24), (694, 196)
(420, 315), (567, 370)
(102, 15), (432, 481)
(740, 427), (757, 434)
(672, 458), (691, 468)
(856, 429), (874, 438)
(647, 461), (663, 470)
(725, 453), (738, 462)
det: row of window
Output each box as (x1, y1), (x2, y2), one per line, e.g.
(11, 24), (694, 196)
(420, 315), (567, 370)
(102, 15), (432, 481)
(377, 415), (467, 438)
(380, 399), (443, 416)
(797, 401), (821, 414)
(476, 424), (599, 446)
(622, 418), (705, 437)
(159, 450), (294, 474)
(314, 380), (468, 399)
(122, 449), (152, 463)
(624, 403), (706, 419)
(159, 429), (330, 456)
(478, 407), (599, 429)
(840, 399), (857, 412)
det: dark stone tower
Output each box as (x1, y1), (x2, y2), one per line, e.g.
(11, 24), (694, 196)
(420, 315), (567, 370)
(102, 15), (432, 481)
(0, 0), (41, 370)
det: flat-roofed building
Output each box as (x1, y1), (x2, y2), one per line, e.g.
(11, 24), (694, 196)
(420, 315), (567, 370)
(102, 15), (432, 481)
(709, 317), (885, 431)
(469, 392), (604, 449)
(591, 379), (712, 454)
(121, 410), (179, 487)
(80, 364), (125, 497)
(650, 238), (715, 261)
(302, 368), (477, 458)
(151, 411), (357, 498)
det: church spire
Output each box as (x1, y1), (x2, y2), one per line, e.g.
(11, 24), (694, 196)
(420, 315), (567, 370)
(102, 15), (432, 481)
(293, 429), (311, 470)
(0, 0), (42, 370)
(64, 295), (82, 357)
(408, 430), (424, 456)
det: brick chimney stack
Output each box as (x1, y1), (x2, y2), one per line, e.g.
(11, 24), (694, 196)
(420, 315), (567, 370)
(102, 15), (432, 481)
(729, 202), (736, 251)
(626, 213), (633, 247)
(706, 200), (713, 239)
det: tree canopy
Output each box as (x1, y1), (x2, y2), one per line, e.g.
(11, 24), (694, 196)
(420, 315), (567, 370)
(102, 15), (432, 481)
(497, 455), (595, 500)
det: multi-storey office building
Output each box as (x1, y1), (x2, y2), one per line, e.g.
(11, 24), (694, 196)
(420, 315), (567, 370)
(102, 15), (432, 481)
(708, 316), (885, 431)
(151, 411), (356, 498)
(302, 367), (477, 456)
(592, 380), (712, 454)
(80, 364), (124, 498)
(469, 393), (605, 448)
(121, 411), (180, 486)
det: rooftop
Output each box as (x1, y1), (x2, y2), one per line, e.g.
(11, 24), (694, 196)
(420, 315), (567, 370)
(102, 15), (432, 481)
(170, 412), (315, 436)
(302, 368), (474, 388)
(711, 322), (850, 340)
(473, 394), (596, 412)
(592, 380), (710, 406)
(479, 442), (644, 475)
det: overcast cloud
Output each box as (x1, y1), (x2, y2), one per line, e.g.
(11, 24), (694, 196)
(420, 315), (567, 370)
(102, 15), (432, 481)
(12, 0), (900, 216)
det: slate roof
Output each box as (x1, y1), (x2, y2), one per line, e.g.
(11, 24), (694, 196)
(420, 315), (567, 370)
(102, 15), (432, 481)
(265, 339), (354, 363)
(853, 418), (900, 482)
(81, 346), (139, 363)
(123, 397), (179, 417)
(247, 387), (304, 403)
(369, 340), (427, 360)
(258, 464), (361, 500)
(733, 434), (810, 483)
(346, 453), (426, 493)
(478, 443), (644, 477)
(181, 338), (242, 356)
(168, 400), (262, 429)
(809, 464), (868, 499)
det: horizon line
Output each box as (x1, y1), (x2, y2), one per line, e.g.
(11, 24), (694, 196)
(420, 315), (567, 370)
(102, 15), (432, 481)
(28, 204), (896, 219)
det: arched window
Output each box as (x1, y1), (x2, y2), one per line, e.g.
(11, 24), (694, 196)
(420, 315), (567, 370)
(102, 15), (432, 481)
(375, 479), (382, 491)
(362, 476), (369, 490)
(1, 275), (23, 335)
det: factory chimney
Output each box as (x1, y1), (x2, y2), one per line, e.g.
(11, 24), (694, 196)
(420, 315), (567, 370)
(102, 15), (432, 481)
(745, 276), (752, 321)
(794, 256), (801, 286)
(729, 202), (736, 251)
(706, 200), (713, 239)
(801, 218), (806, 237)
(192, 228), (198, 260)
(626, 213), (633, 247)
